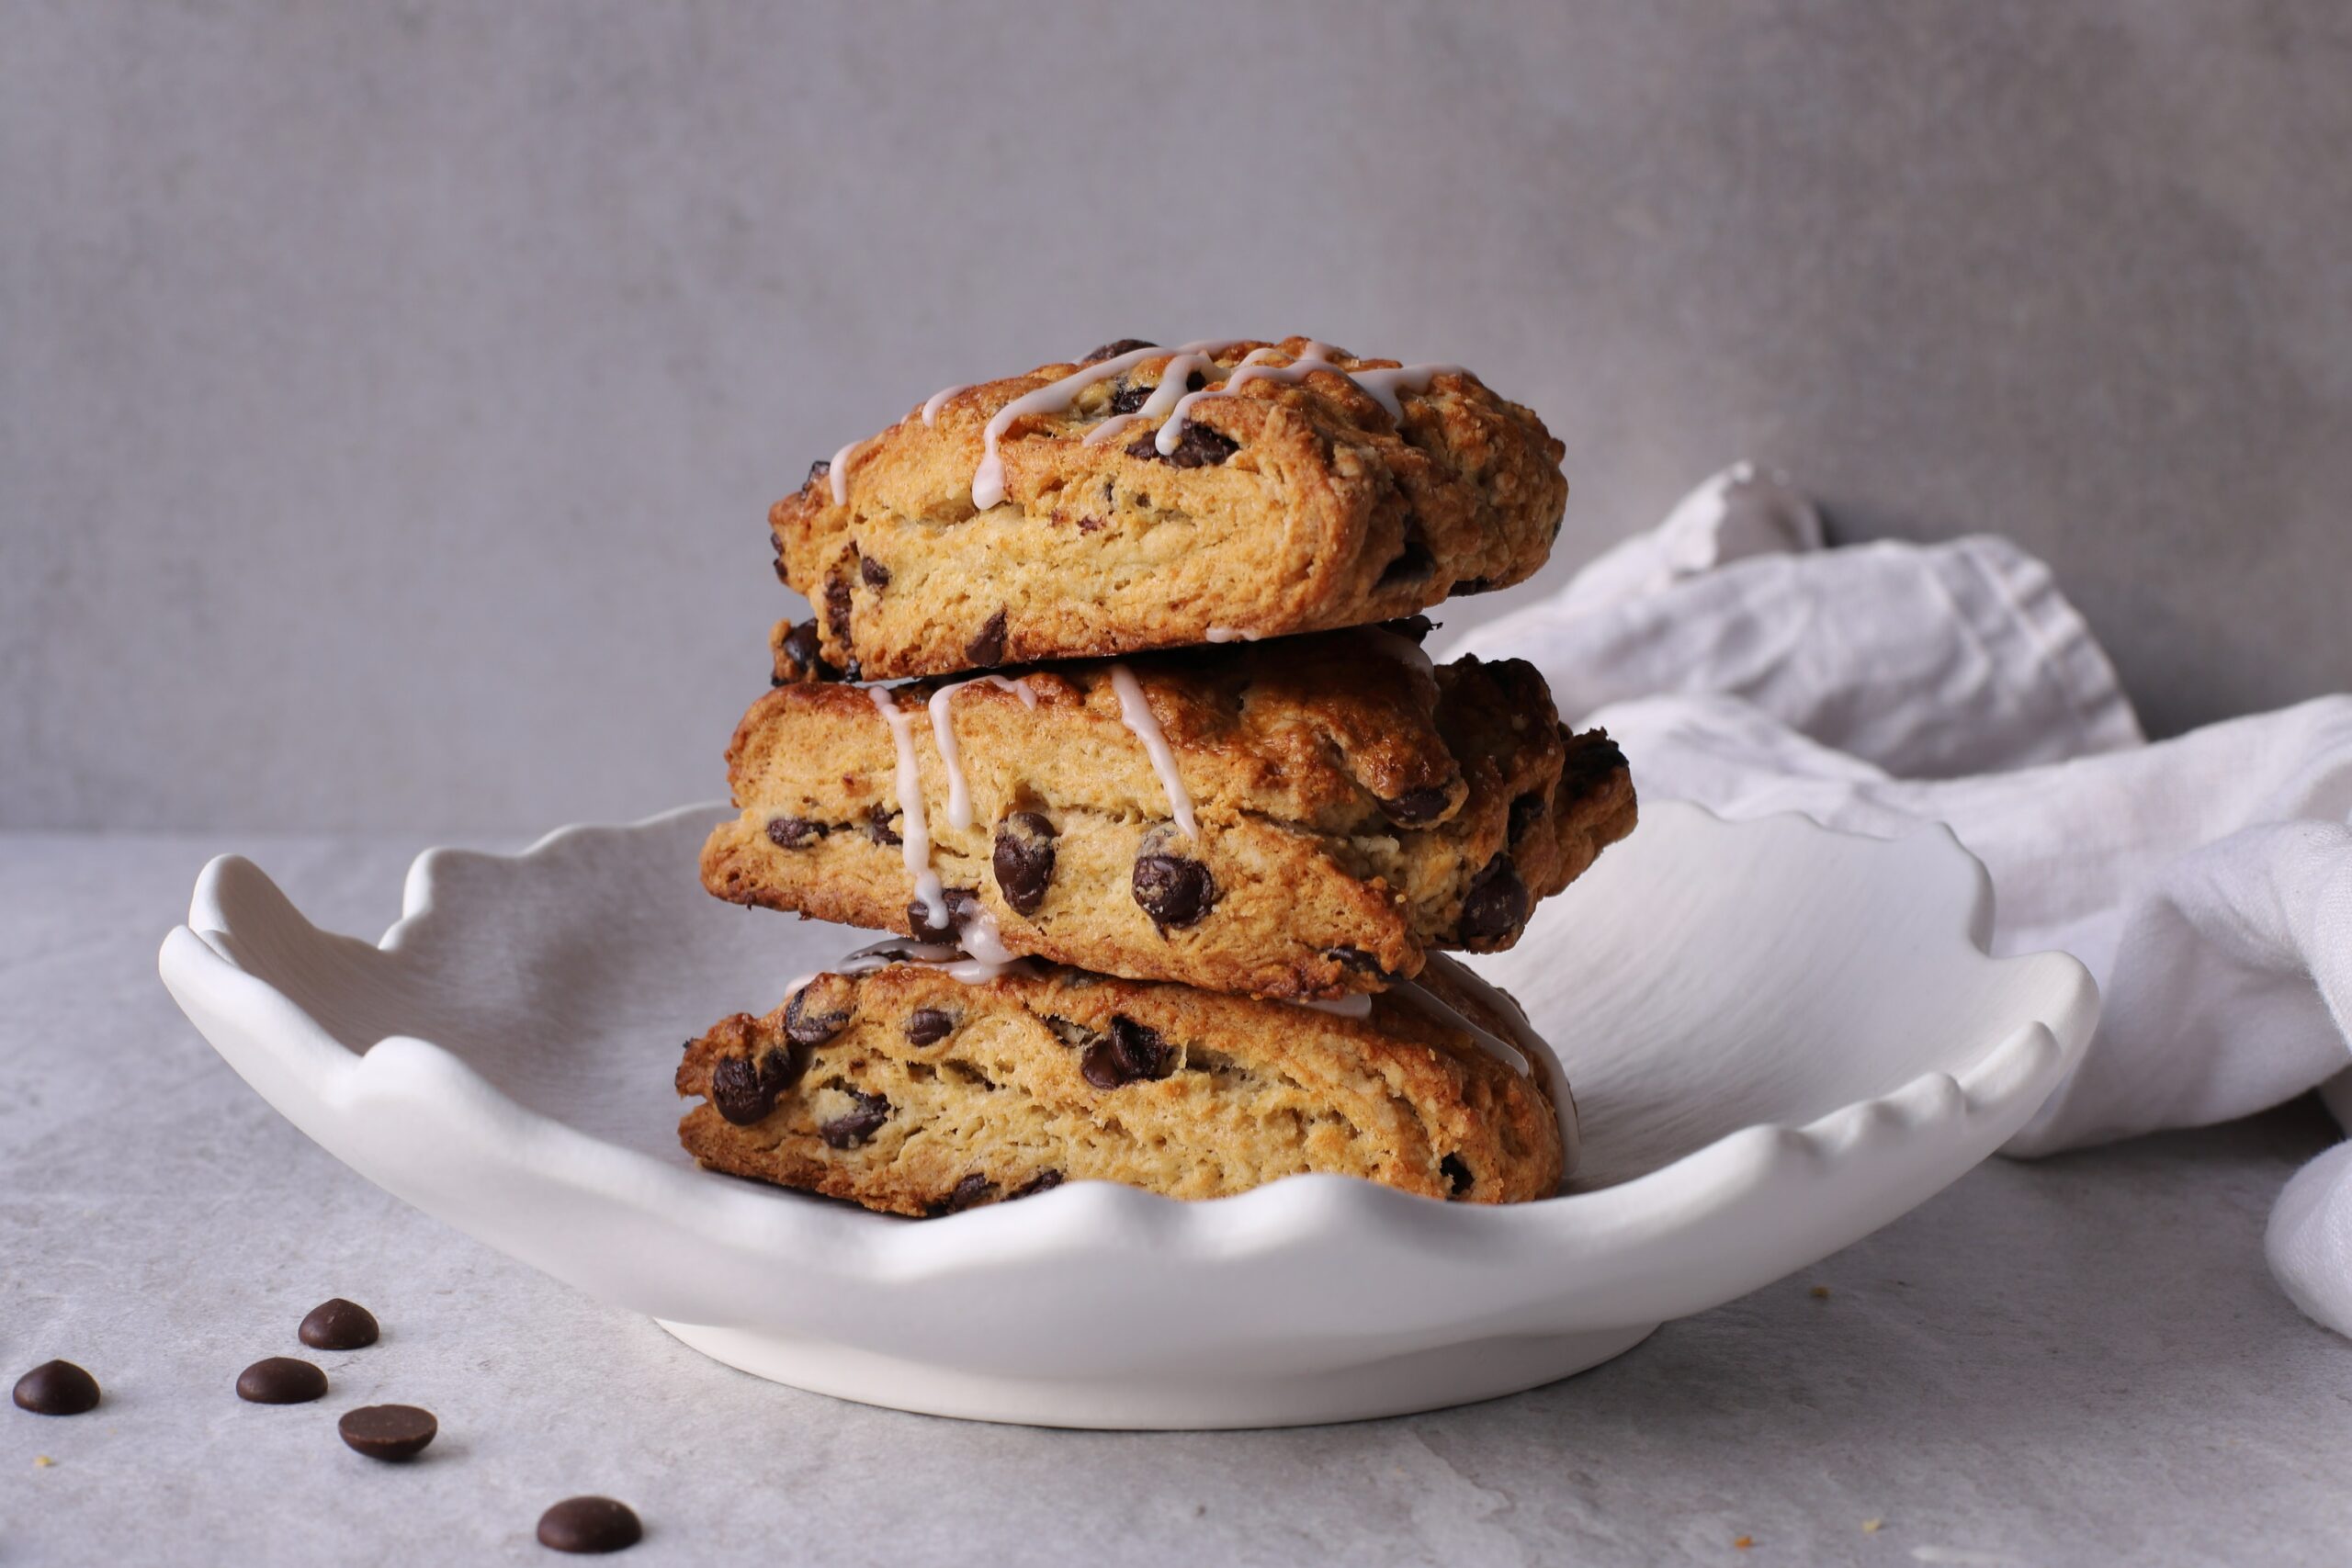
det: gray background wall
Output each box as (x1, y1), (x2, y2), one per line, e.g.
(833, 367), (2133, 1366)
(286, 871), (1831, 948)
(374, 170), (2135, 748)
(7, 0), (2348, 833)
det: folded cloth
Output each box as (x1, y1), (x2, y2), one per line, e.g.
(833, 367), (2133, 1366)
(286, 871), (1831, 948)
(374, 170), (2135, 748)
(1450, 466), (2352, 1337)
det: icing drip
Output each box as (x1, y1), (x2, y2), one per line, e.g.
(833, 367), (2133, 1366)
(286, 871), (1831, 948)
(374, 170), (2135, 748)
(1348, 363), (1464, 421)
(1204, 626), (1261, 643)
(954, 903), (1020, 965)
(828, 438), (862, 506)
(971, 339), (1239, 510)
(921, 385), (967, 426)
(1159, 340), (1341, 455)
(1107, 663), (1198, 839)
(926, 675), (1036, 831)
(1389, 967), (1531, 1078)
(832, 937), (1034, 986)
(868, 686), (948, 929)
(1363, 625), (1438, 683)
(1406, 953), (1579, 1177)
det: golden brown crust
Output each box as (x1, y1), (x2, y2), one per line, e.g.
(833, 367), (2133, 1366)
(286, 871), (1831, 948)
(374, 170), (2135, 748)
(675, 957), (1566, 1215)
(773, 338), (1567, 679)
(700, 627), (1637, 999)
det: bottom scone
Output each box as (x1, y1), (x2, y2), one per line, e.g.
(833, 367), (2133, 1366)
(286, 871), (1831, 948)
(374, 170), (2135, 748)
(676, 944), (1571, 1215)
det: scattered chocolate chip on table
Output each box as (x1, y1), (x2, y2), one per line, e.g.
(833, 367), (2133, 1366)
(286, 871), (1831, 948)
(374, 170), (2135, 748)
(236, 1357), (327, 1404)
(537, 1495), (644, 1554)
(337, 1404), (437, 1461)
(300, 1297), (380, 1349)
(12, 1360), (100, 1416)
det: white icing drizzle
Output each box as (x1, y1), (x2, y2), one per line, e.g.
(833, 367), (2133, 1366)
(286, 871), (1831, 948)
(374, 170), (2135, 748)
(868, 686), (948, 930)
(1402, 953), (1579, 1179)
(828, 438), (861, 506)
(925, 675), (1036, 831)
(1081, 412), (1145, 447)
(971, 339), (1239, 510)
(1363, 625), (1438, 683)
(953, 903), (1020, 965)
(920, 385), (967, 426)
(1389, 965), (1532, 1078)
(1106, 663), (1198, 839)
(1159, 340), (1340, 455)
(1204, 626), (1261, 643)
(831, 937), (1034, 986)
(1348, 363), (1464, 421)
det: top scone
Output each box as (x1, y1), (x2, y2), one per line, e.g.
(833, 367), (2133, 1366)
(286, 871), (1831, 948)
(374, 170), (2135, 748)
(773, 337), (1567, 679)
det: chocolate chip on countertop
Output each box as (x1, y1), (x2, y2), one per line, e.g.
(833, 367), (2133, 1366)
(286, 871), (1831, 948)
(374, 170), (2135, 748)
(1132, 850), (1217, 929)
(859, 555), (890, 589)
(1441, 1154), (1475, 1198)
(237, 1357), (327, 1404)
(1125, 423), (1238, 468)
(903, 1008), (956, 1047)
(785, 976), (854, 1046)
(300, 1298), (379, 1350)
(1380, 785), (1454, 828)
(12, 1360), (99, 1416)
(1082, 338), (1157, 364)
(1457, 854), (1530, 943)
(966, 610), (1009, 667)
(766, 817), (825, 850)
(1081, 1016), (1176, 1089)
(925, 1172), (998, 1216)
(338, 1404), (437, 1461)
(991, 811), (1057, 915)
(537, 1495), (644, 1554)
(818, 1089), (891, 1149)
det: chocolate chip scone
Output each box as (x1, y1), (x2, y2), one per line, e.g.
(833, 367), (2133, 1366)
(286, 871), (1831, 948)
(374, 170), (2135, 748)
(675, 946), (1570, 1214)
(703, 624), (1637, 1000)
(775, 337), (1567, 680)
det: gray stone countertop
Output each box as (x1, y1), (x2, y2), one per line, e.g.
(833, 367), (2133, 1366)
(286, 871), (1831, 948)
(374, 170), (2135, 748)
(3, 832), (2344, 1566)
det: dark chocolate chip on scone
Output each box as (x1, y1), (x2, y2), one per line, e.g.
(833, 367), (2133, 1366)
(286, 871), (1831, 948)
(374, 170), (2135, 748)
(772, 338), (1568, 679)
(699, 626), (1637, 1000)
(674, 948), (1570, 1214)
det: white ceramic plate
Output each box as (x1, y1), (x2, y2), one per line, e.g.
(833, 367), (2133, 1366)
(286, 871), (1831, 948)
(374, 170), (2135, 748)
(159, 801), (2097, 1429)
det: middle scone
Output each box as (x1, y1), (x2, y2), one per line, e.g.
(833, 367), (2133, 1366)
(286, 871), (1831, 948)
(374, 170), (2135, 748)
(701, 623), (1637, 1000)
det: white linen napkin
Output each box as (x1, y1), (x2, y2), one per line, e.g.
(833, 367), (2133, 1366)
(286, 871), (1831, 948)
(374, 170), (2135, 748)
(1448, 465), (2352, 1336)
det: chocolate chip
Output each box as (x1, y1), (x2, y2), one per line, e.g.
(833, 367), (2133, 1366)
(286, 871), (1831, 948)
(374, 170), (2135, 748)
(1377, 523), (1435, 587)
(1324, 946), (1394, 981)
(865, 803), (902, 846)
(1081, 1016), (1176, 1089)
(775, 618), (838, 683)
(1075, 515), (1107, 534)
(1458, 854), (1530, 943)
(1010, 1169), (1066, 1199)
(859, 555), (890, 589)
(1184, 368), (1207, 391)
(903, 1008), (956, 1047)
(907, 886), (981, 942)
(926, 1172), (998, 1216)
(1381, 785), (1454, 827)
(537, 1496), (643, 1554)
(806, 457), (831, 486)
(1441, 1153), (1474, 1198)
(1558, 734), (1629, 795)
(1507, 790), (1547, 841)
(339, 1404), (437, 1461)
(818, 1089), (891, 1148)
(12, 1360), (98, 1416)
(1457, 576), (1500, 594)
(823, 573), (853, 642)
(1107, 381), (1151, 415)
(766, 817), (825, 850)
(992, 811), (1057, 915)
(1126, 423), (1238, 468)
(236, 1357), (327, 1404)
(299, 1298), (379, 1350)
(710, 1055), (774, 1124)
(1132, 849), (1217, 929)
(1379, 615), (1437, 644)
(1082, 338), (1157, 364)
(966, 609), (1009, 667)
(785, 977), (854, 1046)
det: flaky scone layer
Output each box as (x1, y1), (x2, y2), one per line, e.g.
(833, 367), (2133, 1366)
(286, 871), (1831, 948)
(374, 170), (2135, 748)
(701, 626), (1638, 999)
(773, 337), (1568, 679)
(675, 954), (1566, 1216)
